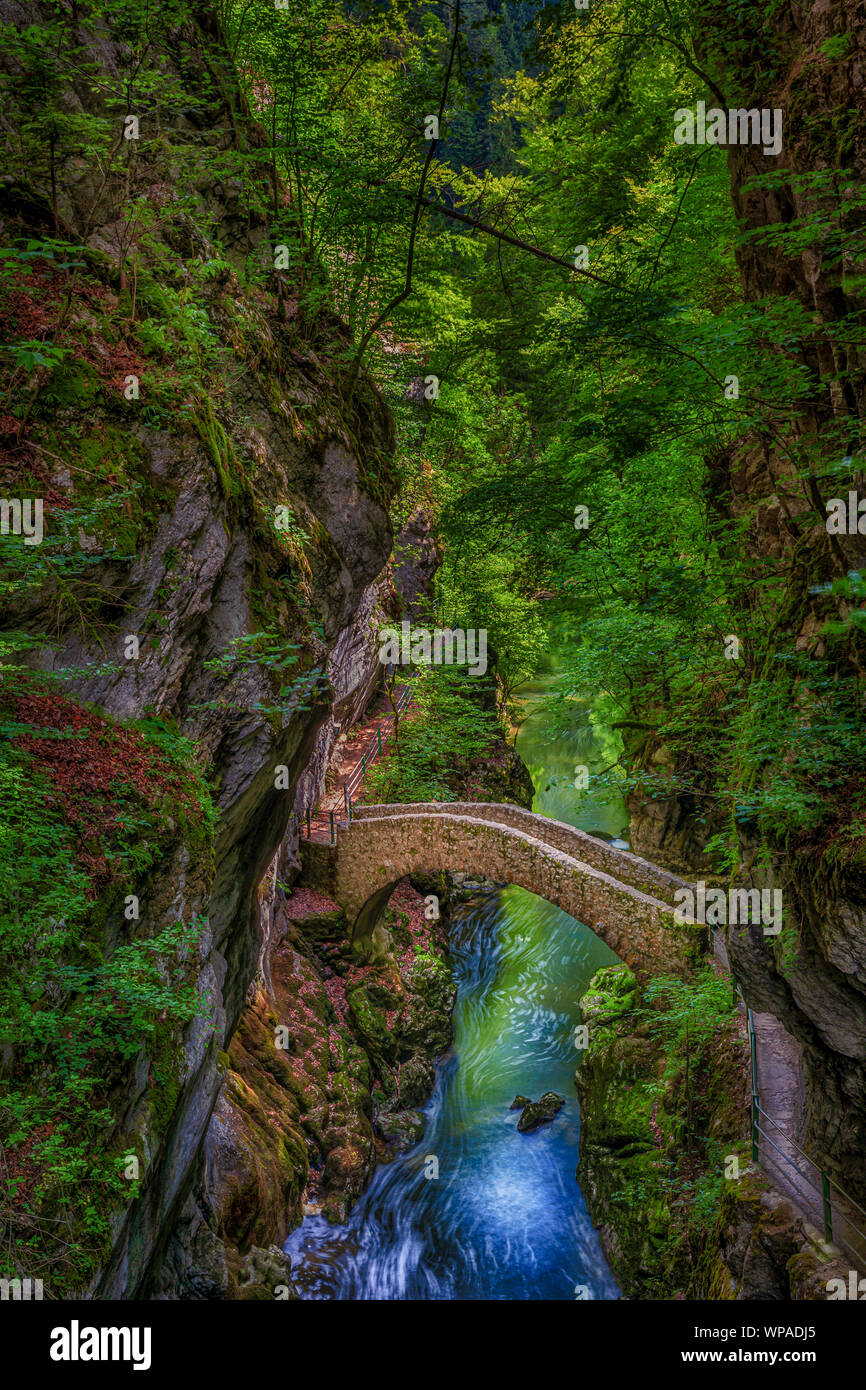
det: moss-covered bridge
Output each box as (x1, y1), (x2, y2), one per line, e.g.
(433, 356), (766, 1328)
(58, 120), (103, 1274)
(301, 802), (706, 978)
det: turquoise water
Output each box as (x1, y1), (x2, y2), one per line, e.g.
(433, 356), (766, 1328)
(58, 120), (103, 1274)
(283, 662), (623, 1299)
(515, 651), (630, 842)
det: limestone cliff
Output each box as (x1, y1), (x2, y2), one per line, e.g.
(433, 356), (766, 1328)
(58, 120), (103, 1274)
(155, 875), (455, 1299)
(625, 0), (866, 1213)
(574, 965), (846, 1299)
(0, 0), (398, 1297)
(702, 0), (866, 1214)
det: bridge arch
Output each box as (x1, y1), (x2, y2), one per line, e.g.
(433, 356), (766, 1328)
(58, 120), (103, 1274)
(301, 803), (706, 979)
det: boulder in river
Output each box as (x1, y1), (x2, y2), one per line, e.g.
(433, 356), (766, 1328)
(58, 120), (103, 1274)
(510, 1094), (532, 1110)
(514, 1092), (566, 1134)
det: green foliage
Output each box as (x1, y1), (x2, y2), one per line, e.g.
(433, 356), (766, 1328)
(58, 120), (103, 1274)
(200, 629), (326, 719)
(640, 969), (735, 1061)
(638, 969), (736, 1155)
(587, 963), (745, 1294)
(819, 34), (851, 62)
(0, 0), (862, 1296)
(0, 720), (213, 1292)
(364, 665), (501, 803)
(202, 0), (866, 882)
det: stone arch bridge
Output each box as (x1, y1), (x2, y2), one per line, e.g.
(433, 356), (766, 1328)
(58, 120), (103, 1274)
(300, 802), (706, 978)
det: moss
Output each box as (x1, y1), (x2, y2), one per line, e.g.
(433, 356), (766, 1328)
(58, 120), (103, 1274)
(0, 682), (217, 1295)
(216, 1056), (308, 1254)
(347, 984), (394, 1060)
(192, 398), (250, 504)
(405, 952), (450, 995)
(148, 1024), (186, 1132)
(580, 964), (637, 1025)
(575, 965), (750, 1298)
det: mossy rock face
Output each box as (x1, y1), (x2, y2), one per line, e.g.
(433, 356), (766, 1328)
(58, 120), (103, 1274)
(397, 1056), (435, 1109)
(515, 1091), (566, 1134)
(376, 1106), (426, 1153)
(322, 1139), (376, 1212)
(787, 1247), (849, 1301)
(405, 953), (451, 995)
(0, 0), (407, 1302)
(329, 1034), (372, 1088)
(347, 984), (396, 1062)
(576, 1026), (679, 1296)
(328, 1070), (372, 1116)
(574, 968), (766, 1299)
(363, 973), (402, 1010)
(289, 907), (347, 942)
(234, 1244), (298, 1301)
(386, 911), (414, 952)
(693, 1179), (813, 1301)
(204, 878), (457, 1269)
(147, 1025), (187, 1132)
(580, 964), (637, 1026)
(409, 870), (449, 902)
(400, 999), (453, 1055)
(207, 1080), (306, 1258)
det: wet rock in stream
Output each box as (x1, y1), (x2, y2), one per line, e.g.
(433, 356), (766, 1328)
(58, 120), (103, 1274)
(513, 1092), (567, 1134)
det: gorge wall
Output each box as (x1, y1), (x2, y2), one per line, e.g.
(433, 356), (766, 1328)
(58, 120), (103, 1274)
(574, 964), (849, 1300)
(2, 0), (862, 1307)
(574, 2), (866, 1298)
(624, 0), (866, 1211)
(0, 0), (413, 1297)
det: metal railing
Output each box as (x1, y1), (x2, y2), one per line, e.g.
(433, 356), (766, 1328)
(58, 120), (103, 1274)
(342, 683), (413, 806)
(748, 1009), (866, 1270)
(299, 681), (414, 841)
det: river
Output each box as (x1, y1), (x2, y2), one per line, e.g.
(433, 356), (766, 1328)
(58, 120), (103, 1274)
(283, 653), (626, 1299)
